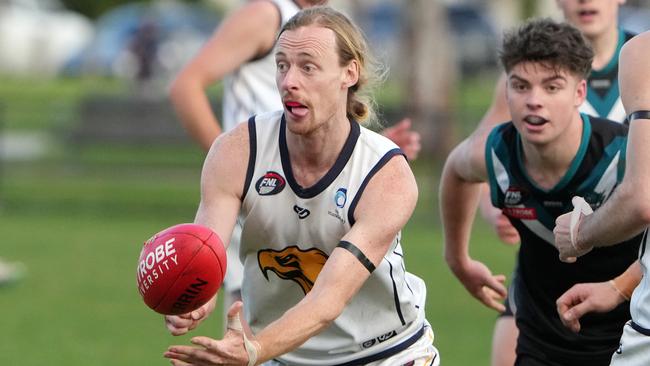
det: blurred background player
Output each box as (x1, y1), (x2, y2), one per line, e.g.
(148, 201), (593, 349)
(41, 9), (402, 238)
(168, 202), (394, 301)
(475, 1), (635, 365)
(553, 30), (650, 366)
(168, 0), (421, 324)
(164, 6), (438, 365)
(0, 258), (24, 286)
(440, 18), (641, 366)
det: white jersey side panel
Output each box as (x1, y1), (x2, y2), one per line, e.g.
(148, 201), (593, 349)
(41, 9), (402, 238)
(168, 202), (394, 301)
(631, 231), (650, 330)
(239, 111), (428, 365)
(221, 0), (300, 131)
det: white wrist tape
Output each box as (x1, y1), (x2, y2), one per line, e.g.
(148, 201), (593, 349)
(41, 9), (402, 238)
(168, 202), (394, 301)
(227, 312), (260, 366)
(569, 196), (593, 249)
(244, 334), (260, 366)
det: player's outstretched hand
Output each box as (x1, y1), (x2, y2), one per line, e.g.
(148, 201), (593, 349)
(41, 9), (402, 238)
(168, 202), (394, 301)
(165, 295), (217, 336)
(553, 197), (593, 263)
(453, 259), (507, 312)
(381, 118), (421, 161)
(164, 301), (260, 366)
(556, 281), (626, 333)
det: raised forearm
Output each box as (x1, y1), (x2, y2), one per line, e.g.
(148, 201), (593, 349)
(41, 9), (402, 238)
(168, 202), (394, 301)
(578, 121), (650, 248)
(577, 181), (650, 249)
(254, 294), (340, 362)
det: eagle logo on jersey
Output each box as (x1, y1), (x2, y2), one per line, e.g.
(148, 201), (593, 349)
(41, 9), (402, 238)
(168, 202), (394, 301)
(255, 171), (285, 196)
(257, 246), (328, 294)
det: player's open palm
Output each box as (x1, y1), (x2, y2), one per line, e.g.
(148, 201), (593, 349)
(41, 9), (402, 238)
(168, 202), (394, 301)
(165, 295), (217, 336)
(454, 259), (507, 312)
(164, 301), (258, 366)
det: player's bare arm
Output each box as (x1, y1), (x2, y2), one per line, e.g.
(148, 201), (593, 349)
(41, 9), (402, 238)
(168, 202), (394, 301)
(194, 121), (250, 245)
(441, 129), (507, 312)
(169, 1), (281, 151)
(164, 121), (250, 336)
(476, 74), (520, 245)
(244, 155), (418, 362)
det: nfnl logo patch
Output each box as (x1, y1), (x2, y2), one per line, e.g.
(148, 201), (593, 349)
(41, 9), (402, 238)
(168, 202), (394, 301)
(255, 171), (285, 196)
(504, 187), (524, 206)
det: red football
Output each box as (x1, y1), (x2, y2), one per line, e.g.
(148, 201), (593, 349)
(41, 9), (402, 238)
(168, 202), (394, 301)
(136, 223), (227, 315)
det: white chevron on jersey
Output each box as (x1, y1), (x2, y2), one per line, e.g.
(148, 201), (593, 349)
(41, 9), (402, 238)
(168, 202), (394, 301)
(607, 99), (627, 123)
(491, 149), (510, 192)
(580, 98), (627, 124)
(593, 150), (621, 196)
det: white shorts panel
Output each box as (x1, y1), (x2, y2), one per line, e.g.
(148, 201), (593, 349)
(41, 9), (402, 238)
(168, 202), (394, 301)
(609, 321), (650, 366)
(260, 324), (439, 366)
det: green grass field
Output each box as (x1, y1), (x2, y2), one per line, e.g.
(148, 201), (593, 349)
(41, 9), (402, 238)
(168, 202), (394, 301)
(0, 76), (516, 365)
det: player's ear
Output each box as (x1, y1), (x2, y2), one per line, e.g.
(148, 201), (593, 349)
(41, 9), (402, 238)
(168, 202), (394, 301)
(575, 78), (587, 106)
(342, 60), (359, 89)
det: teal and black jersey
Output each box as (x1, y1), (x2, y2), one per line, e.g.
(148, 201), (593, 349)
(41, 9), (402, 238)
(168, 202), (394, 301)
(580, 29), (636, 124)
(485, 114), (641, 365)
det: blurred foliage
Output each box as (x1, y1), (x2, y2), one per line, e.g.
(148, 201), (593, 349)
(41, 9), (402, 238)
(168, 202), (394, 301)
(60, 0), (202, 19)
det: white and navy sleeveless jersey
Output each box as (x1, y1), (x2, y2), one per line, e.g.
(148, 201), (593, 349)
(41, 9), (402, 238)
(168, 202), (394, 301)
(238, 111), (428, 365)
(579, 29), (636, 124)
(485, 114), (641, 364)
(631, 231), (650, 336)
(221, 0), (299, 131)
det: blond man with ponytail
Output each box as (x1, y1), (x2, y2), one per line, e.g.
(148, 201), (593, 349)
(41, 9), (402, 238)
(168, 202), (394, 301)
(163, 6), (438, 366)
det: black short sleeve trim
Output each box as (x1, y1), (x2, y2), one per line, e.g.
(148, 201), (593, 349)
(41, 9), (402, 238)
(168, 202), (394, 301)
(242, 116), (257, 201)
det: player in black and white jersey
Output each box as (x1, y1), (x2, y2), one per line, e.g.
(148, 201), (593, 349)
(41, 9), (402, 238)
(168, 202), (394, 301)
(554, 30), (650, 366)
(441, 18), (641, 365)
(163, 7), (438, 365)
(475, 2), (636, 365)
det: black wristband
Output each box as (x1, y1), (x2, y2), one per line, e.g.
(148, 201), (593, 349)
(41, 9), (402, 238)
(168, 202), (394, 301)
(628, 110), (650, 122)
(337, 241), (376, 273)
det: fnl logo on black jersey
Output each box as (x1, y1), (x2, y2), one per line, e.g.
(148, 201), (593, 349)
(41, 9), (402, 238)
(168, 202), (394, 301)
(504, 187), (524, 206)
(255, 171), (285, 196)
(503, 186), (537, 219)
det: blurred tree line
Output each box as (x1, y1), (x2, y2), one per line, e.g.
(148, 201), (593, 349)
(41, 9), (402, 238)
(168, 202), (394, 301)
(61, 0), (202, 19)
